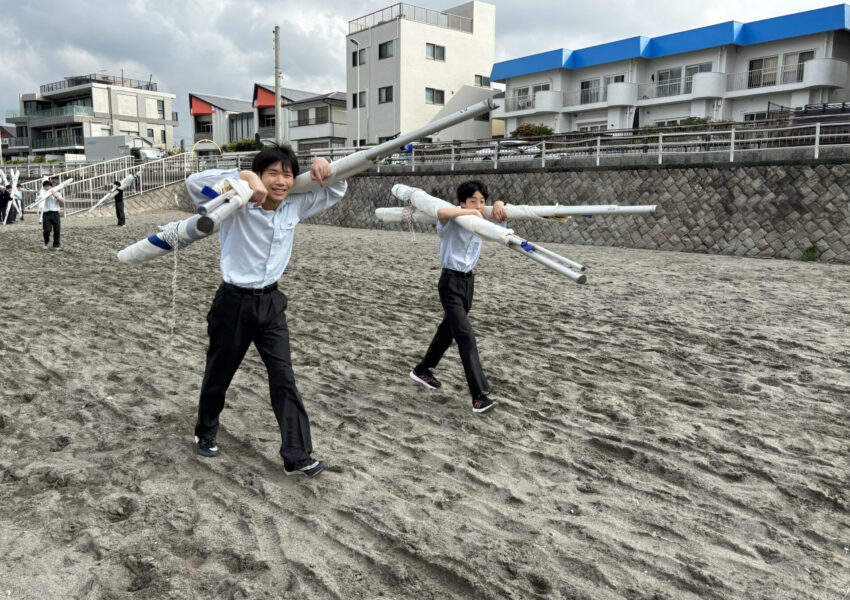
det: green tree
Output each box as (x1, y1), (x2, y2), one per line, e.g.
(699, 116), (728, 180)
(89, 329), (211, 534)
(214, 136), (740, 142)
(510, 123), (553, 138)
(226, 138), (257, 152)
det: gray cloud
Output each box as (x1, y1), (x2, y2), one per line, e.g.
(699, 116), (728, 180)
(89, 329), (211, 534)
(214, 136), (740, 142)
(1, 0), (838, 147)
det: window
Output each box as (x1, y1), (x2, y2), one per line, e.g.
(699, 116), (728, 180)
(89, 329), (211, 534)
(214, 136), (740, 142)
(161, 130), (166, 143)
(743, 112), (768, 121)
(578, 122), (606, 132)
(684, 62), (712, 93)
(198, 121), (212, 133)
(352, 91), (366, 108)
(782, 51), (814, 84)
(580, 79), (601, 104)
(425, 88), (444, 105)
(101, 128), (112, 136)
(656, 67), (682, 97)
(147, 128), (154, 138)
(260, 113), (275, 127)
(474, 74), (490, 87)
(315, 106), (329, 124)
(378, 135), (396, 143)
(426, 43), (445, 61)
(748, 56), (778, 88)
(532, 83), (550, 94)
(352, 48), (366, 66)
(379, 41), (394, 59)
(603, 74), (625, 87)
(379, 86), (393, 104)
(157, 100), (165, 119)
(41, 131), (54, 139)
(654, 120), (680, 127)
(474, 112), (490, 122)
(297, 109), (309, 126)
(119, 130), (139, 136)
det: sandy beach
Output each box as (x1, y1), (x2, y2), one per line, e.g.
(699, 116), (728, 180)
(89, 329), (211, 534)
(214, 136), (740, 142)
(1, 210), (849, 599)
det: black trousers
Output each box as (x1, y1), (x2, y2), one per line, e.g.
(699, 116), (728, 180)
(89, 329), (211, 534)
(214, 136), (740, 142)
(42, 211), (60, 246)
(115, 200), (125, 226)
(195, 283), (312, 465)
(417, 269), (489, 398)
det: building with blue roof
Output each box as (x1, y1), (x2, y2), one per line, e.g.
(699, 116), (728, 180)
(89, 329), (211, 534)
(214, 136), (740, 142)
(490, 4), (850, 134)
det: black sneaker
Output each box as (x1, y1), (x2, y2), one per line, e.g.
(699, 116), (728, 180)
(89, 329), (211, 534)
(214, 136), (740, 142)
(194, 435), (219, 457)
(409, 368), (441, 390)
(284, 459), (327, 478)
(472, 394), (496, 413)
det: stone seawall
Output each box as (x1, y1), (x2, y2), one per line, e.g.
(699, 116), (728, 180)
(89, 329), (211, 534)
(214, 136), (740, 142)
(303, 159), (850, 263)
(106, 159), (850, 262)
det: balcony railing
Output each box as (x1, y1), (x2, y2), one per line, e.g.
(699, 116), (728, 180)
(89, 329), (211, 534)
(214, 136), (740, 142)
(25, 105), (95, 121)
(637, 78), (684, 100)
(505, 95), (535, 112)
(40, 74), (158, 94)
(726, 65), (802, 92)
(193, 132), (213, 142)
(32, 135), (85, 150)
(349, 3), (472, 34)
(563, 86), (609, 106)
(289, 117), (344, 127)
(6, 137), (30, 147)
(258, 126), (276, 139)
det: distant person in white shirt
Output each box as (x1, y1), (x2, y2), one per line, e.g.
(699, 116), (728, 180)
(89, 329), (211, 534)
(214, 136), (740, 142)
(409, 180), (506, 414)
(185, 145), (345, 478)
(41, 180), (65, 250)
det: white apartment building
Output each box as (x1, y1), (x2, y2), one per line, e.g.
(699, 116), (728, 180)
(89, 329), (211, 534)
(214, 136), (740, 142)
(346, 1), (496, 145)
(490, 4), (850, 134)
(281, 92), (348, 151)
(6, 73), (178, 155)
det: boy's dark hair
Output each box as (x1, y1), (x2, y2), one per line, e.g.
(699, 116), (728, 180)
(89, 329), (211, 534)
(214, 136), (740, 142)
(251, 144), (300, 178)
(43, 180), (52, 188)
(456, 180), (488, 205)
(114, 180), (121, 187)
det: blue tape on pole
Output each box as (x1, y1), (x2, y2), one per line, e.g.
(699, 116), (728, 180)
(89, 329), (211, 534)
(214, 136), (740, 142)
(201, 186), (218, 200)
(585, 215), (594, 219)
(521, 241), (533, 252)
(147, 234), (172, 251)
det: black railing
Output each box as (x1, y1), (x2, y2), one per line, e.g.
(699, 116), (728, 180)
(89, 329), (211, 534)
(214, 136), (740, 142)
(40, 74), (158, 94)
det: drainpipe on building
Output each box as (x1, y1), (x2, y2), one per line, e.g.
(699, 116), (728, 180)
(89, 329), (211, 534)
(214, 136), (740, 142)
(274, 25), (283, 146)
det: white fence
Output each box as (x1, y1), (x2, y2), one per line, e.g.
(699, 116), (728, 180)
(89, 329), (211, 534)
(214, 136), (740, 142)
(18, 119), (850, 215)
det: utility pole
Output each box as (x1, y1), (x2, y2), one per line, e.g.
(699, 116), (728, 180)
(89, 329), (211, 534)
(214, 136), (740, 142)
(274, 26), (283, 146)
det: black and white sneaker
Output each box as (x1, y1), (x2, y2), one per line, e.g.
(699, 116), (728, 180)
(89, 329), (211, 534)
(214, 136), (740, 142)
(410, 368), (442, 390)
(472, 394), (496, 414)
(194, 435), (219, 457)
(284, 459), (327, 478)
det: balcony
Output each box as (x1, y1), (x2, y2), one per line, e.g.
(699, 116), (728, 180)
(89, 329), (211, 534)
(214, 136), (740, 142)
(5, 137), (30, 148)
(193, 132), (213, 142)
(32, 135), (84, 150)
(637, 79), (685, 100)
(258, 126), (276, 139)
(289, 117), (332, 127)
(563, 86), (609, 107)
(504, 95), (535, 112)
(349, 3), (472, 34)
(26, 105), (95, 122)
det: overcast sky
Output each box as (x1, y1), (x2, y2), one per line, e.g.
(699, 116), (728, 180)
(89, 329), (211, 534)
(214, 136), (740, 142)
(0, 0), (841, 146)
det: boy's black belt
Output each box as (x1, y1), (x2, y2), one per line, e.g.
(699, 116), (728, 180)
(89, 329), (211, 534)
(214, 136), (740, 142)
(442, 268), (474, 278)
(223, 282), (278, 295)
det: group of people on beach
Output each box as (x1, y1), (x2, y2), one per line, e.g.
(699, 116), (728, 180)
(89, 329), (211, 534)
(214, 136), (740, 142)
(184, 145), (506, 478)
(10, 178), (127, 251)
